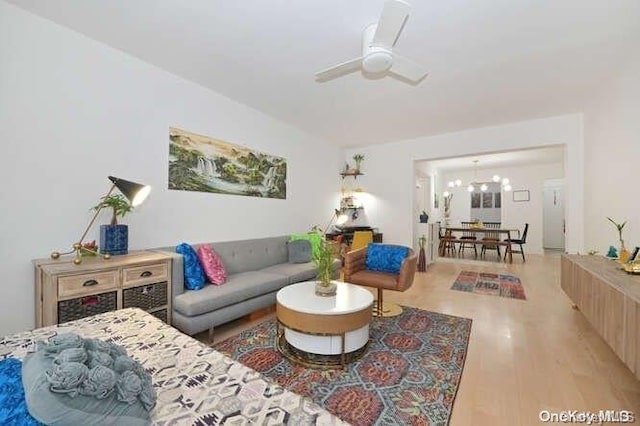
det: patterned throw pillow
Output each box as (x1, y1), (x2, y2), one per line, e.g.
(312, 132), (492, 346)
(290, 233), (323, 260)
(287, 239), (312, 264)
(197, 245), (227, 285)
(176, 243), (205, 290)
(365, 243), (409, 274)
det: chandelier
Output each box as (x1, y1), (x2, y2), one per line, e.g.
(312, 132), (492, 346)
(445, 160), (512, 194)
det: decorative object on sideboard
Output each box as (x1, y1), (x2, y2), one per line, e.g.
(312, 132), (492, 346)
(50, 176), (151, 265)
(607, 217), (629, 263)
(94, 193), (133, 256)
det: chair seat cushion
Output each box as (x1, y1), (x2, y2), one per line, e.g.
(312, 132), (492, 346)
(364, 243), (408, 274)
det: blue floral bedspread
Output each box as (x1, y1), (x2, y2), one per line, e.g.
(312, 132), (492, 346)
(0, 358), (41, 425)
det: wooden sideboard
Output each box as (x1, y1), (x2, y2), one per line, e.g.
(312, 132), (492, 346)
(560, 254), (640, 380)
(34, 251), (172, 328)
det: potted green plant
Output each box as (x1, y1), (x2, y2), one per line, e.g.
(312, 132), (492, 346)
(93, 194), (134, 255)
(607, 217), (629, 262)
(314, 238), (337, 296)
(353, 154), (365, 172)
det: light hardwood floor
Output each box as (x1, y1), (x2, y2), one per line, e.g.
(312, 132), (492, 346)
(207, 252), (640, 425)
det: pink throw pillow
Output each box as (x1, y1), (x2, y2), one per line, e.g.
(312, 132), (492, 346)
(197, 245), (227, 285)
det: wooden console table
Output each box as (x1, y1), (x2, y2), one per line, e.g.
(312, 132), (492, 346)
(34, 251), (172, 328)
(561, 254), (640, 380)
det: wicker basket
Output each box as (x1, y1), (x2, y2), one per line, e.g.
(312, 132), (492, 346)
(122, 281), (167, 311)
(58, 291), (117, 323)
(150, 309), (167, 323)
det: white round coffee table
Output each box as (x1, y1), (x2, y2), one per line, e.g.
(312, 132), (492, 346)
(276, 280), (373, 367)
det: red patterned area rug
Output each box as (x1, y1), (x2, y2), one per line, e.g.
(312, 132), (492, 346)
(451, 271), (527, 300)
(215, 306), (471, 425)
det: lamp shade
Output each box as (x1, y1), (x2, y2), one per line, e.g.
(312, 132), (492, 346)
(108, 176), (151, 207)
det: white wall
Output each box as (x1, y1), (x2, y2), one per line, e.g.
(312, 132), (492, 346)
(345, 115), (583, 251)
(0, 3), (342, 335)
(441, 163), (564, 254)
(583, 56), (640, 253)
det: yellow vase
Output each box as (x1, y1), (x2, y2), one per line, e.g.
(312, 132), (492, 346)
(619, 245), (630, 264)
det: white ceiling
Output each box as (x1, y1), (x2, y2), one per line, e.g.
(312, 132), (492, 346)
(7, 0), (640, 147)
(418, 146), (564, 174)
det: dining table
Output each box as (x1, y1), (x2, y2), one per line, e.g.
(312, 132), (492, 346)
(440, 225), (521, 263)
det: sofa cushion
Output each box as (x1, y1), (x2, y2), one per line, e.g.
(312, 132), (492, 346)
(365, 243), (409, 274)
(175, 243), (205, 290)
(287, 240), (312, 264)
(260, 262), (317, 283)
(173, 271), (288, 317)
(197, 245), (227, 285)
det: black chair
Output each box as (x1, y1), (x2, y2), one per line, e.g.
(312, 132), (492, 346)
(504, 223), (529, 262)
(458, 221), (478, 258)
(480, 222), (502, 259)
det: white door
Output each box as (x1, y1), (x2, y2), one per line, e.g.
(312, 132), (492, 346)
(543, 184), (565, 249)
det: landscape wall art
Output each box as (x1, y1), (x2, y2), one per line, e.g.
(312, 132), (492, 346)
(168, 127), (287, 199)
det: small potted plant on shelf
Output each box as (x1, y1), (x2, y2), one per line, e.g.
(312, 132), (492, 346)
(353, 154), (365, 172)
(93, 194), (134, 255)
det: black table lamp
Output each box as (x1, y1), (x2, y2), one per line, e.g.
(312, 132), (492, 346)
(51, 176), (151, 264)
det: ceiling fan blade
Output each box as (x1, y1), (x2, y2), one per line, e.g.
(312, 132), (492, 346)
(389, 53), (428, 83)
(372, 0), (411, 49)
(315, 57), (362, 82)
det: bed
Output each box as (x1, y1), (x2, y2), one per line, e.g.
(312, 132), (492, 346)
(0, 308), (346, 425)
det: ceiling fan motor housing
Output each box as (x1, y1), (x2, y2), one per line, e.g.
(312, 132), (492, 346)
(362, 23), (393, 73)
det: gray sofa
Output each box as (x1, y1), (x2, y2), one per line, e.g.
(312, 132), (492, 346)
(154, 236), (340, 336)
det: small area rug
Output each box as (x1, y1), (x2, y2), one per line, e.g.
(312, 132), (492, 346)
(451, 271), (526, 300)
(214, 306), (471, 426)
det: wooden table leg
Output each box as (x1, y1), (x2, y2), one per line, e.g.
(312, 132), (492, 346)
(507, 231), (513, 263)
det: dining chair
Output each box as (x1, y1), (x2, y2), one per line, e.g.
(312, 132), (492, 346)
(438, 226), (456, 257)
(458, 221), (478, 258)
(480, 222), (502, 259)
(504, 223), (529, 262)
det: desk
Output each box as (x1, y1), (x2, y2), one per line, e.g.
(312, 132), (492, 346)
(440, 226), (518, 263)
(325, 229), (383, 245)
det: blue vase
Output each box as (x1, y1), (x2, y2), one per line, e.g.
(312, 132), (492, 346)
(100, 224), (128, 255)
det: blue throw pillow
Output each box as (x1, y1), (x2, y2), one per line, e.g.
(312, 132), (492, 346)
(365, 243), (409, 274)
(176, 243), (205, 290)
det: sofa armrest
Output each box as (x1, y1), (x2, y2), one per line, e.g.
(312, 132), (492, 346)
(343, 247), (367, 281)
(151, 250), (185, 298)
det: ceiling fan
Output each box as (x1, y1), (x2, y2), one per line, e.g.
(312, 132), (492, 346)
(315, 0), (428, 84)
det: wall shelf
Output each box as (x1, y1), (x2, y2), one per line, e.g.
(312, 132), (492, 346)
(340, 171), (363, 179)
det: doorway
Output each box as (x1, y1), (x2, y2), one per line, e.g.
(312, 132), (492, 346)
(543, 179), (565, 250)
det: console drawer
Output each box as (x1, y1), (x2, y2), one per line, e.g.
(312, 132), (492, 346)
(58, 270), (118, 299)
(122, 263), (168, 287)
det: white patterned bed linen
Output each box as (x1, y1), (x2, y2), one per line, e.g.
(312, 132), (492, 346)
(0, 308), (347, 426)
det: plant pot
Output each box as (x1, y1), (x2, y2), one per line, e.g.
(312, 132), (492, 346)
(100, 224), (128, 255)
(315, 280), (337, 297)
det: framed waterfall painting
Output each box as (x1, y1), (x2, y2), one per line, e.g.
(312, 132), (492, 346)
(168, 127), (287, 199)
